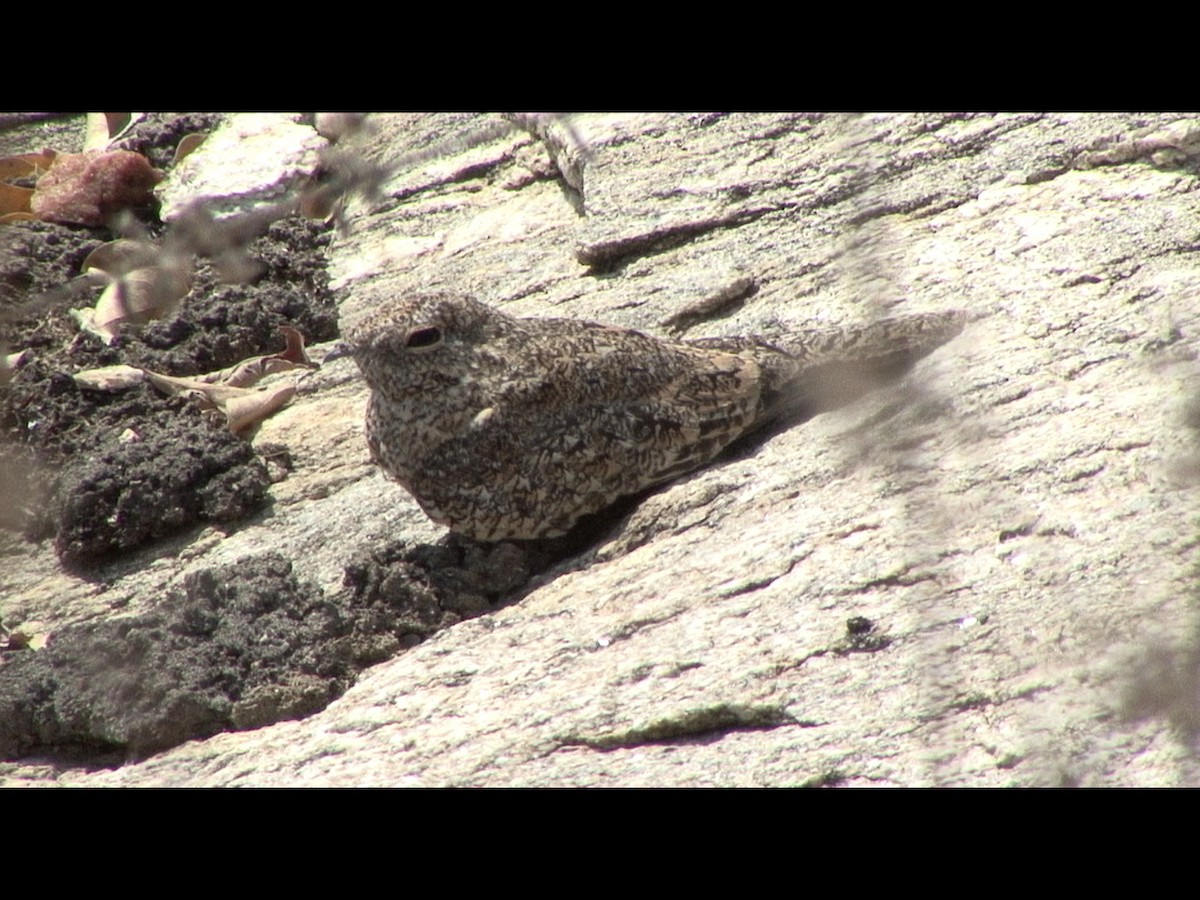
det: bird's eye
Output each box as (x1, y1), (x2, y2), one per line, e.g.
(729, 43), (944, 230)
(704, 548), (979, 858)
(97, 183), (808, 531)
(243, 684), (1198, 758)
(405, 326), (442, 349)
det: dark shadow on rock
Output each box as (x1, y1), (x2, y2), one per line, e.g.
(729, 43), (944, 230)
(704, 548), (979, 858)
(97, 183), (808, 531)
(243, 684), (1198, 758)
(0, 527), (627, 765)
(337, 495), (666, 642)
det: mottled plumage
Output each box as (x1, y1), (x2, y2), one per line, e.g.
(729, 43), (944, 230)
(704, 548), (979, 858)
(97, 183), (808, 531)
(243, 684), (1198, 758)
(345, 294), (965, 541)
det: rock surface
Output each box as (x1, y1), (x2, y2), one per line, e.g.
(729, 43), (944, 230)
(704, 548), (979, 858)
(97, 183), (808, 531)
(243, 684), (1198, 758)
(3, 112), (1200, 786)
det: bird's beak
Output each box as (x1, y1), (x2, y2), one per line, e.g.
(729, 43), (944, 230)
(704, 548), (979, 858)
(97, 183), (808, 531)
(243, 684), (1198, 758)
(323, 341), (354, 363)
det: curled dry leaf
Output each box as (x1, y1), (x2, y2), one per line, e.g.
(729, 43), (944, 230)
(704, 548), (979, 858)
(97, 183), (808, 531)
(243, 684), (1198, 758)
(206, 356), (299, 389)
(0, 149), (55, 224)
(0, 152), (53, 223)
(72, 364), (146, 391)
(83, 113), (138, 151)
(143, 371), (246, 404)
(199, 327), (316, 388)
(0, 149), (57, 180)
(84, 113), (114, 151)
(276, 327), (314, 366)
(82, 238), (164, 277)
(89, 265), (192, 342)
(0, 182), (33, 216)
(72, 331), (310, 433)
(107, 113), (141, 143)
(81, 238), (194, 341)
(144, 372), (300, 435)
(4, 347), (30, 374)
(223, 383), (297, 435)
(172, 133), (208, 166)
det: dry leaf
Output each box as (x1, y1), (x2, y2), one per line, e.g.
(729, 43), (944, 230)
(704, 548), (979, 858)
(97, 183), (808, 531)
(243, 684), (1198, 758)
(80, 238), (194, 341)
(172, 133), (207, 166)
(82, 239), (163, 277)
(224, 383), (297, 435)
(0, 212), (37, 223)
(84, 113), (112, 151)
(143, 369), (300, 434)
(108, 113), (142, 143)
(199, 327), (316, 388)
(72, 365), (146, 391)
(0, 182), (33, 216)
(89, 264), (192, 342)
(91, 272), (156, 339)
(143, 371), (246, 404)
(74, 338), (306, 433)
(84, 113), (137, 151)
(203, 356), (302, 388)
(276, 327), (313, 365)
(0, 149), (56, 180)
(2, 348), (29, 385)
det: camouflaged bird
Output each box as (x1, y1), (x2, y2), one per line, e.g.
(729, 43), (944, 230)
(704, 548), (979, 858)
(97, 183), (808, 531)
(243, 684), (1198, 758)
(344, 294), (965, 541)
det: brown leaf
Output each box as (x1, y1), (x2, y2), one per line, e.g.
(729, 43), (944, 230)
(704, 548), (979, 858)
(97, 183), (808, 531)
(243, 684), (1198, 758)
(83, 339), (308, 432)
(224, 383), (297, 435)
(203, 356), (298, 389)
(172, 133), (208, 166)
(277, 327), (314, 366)
(0, 149), (56, 180)
(89, 264), (193, 342)
(72, 365), (146, 391)
(142, 369), (299, 434)
(143, 371), (246, 404)
(198, 327), (316, 388)
(2, 348), (29, 385)
(84, 113), (112, 151)
(84, 113), (137, 151)
(0, 182), (33, 215)
(82, 239), (164, 277)
(80, 238), (193, 340)
(0, 212), (37, 223)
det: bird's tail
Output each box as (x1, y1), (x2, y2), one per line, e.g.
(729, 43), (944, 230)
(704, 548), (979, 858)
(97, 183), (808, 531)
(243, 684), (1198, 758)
(690, 309), (967, 427)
